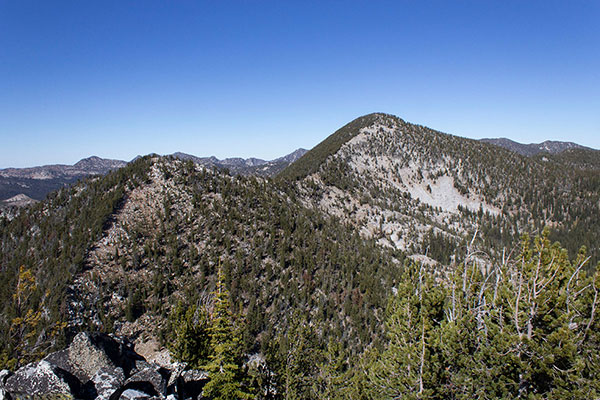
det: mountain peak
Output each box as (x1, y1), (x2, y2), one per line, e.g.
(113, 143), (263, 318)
(73, 156), (127, 171)
(78, 155), (102, 162)
(273, 148), (308, 163)
(279, 113), (600, 266)
(278, 113), (403, 181)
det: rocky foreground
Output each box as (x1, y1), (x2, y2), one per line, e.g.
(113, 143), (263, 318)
(0, 332), (209, 400)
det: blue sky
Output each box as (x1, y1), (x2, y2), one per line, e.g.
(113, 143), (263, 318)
(1, 1), (598, 167)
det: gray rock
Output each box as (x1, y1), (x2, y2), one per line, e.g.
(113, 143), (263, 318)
(2, 332), (180, 400)
(179, 370), (209, 400)
(68, 332), (120, 382)
(166, 363), (186, 391)
(44, 349), (74, 376)
(90, 366), (125, 400)
(0, 370), (11, 385)
(4, 360), (79, 398)
(164, 366), (208, 399)
(124, 366), (167, 397)
(0, 369), (12, 400)
(181, 370), (208, 382)
(119, 388), (153, 400)
(131, 359), (153, 376)
(66, 332), (144, 382)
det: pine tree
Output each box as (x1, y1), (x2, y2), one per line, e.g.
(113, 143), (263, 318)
(203, 264), (254, 400)
(315, 339), (352, 400)
(366, 231), (600, 399)
(366, 262), (445, 399)
(3, 266), (66, 369)
(168, 301), (210, 369)
(260, 311), (325, 400)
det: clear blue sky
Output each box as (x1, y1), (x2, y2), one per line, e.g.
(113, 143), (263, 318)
(1, 0), (598, 167)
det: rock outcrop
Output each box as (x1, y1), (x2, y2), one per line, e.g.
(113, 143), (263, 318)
(4, 360), (81, 398)
(2, 332), (209, 400)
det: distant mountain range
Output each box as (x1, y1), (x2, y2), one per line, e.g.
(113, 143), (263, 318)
(479, 138), (590, 156)
(0, 156), (128, 203)
(0, 156), (128, 180)
(169, 148), (307, 177)
(0, 149), (308, 202)
(2, 133), (596, 205)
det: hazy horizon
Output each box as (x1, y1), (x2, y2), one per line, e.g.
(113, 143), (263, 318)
(2, 115), (599, 169)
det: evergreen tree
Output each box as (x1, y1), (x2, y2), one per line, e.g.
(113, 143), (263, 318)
(203, 265), (254, 400)
(3, 266), (65, 369)
(366, 231), (600, 399)
(168, 301), (210, 369)
(278, 312), (323, 400)
(366, 262), (445, 399)
(315, 339), (352, 400)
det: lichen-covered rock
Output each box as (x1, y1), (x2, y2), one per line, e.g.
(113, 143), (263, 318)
(134, 340), (172, 369)
(3, 332), (180, 400)
(124, 366), (167, 397)
(4, 360), (80, 398)
(164, 365), (208, 399)
(180, 369), (208, 382)
(131, 359), (153, 377)
(67, 332), (143, 382)
(118, 388), (153, 400)
(179, 370), (209, 400)
(44, 349), (74, 376)
(68, 332), (121, 382)
(89, 366), (125, 400)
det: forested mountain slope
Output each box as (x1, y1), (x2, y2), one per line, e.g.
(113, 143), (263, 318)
(280, 113), (600, 267)
(0, 155), (400, 369)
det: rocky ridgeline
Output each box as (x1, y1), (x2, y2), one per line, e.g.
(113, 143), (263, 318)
(0, 332), (208, 400)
